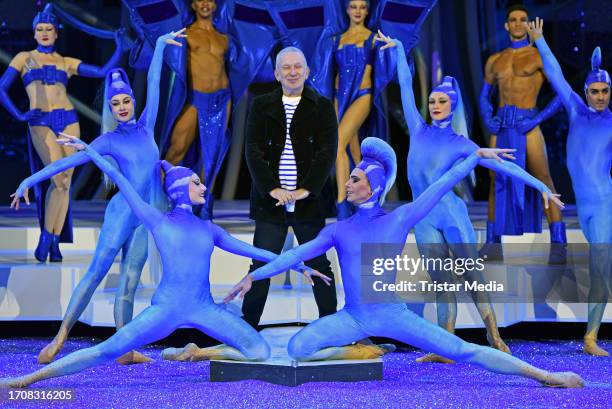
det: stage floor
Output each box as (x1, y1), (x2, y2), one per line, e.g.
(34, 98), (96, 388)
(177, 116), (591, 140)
(0, 337), (610, 408)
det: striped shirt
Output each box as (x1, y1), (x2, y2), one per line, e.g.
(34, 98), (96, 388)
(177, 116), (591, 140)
(279, 96), (301, 195)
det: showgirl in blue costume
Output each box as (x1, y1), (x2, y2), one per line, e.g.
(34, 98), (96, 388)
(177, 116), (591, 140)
(333, 0), (397, 219)
(224, 137), (581, 388)
(1, 136), (324, 389)
(529, 18), (612, 356)
(10, 30), (184, 365)
(390, 35), (561, 362)
(0, 3), (123, 262)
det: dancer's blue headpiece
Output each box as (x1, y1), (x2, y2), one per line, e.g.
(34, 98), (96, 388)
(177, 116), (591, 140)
(105, 68), (135, 105)
(584, 47), (611, 92)
(32, 3), (58, 31)
(430, 75), (469, 138)
(356, 137), (396, 207)
(160, 160), (194, 208)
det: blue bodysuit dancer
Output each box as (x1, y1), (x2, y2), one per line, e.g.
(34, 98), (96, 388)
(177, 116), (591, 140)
(0, 3), (123, 262)
(529, 18), (612, 356)
(391, 37), (560, 361)
(10, 31), (183, 365)
(224, 137), (581, 388)
(1, 135), (323, 388)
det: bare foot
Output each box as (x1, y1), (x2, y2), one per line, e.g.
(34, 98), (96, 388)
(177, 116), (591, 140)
(116, 350), (154, 365)
(543, 371), (584, 388)
(338, 344), (386, 360)
(161, 343), (200, 362)
(377, 343), (396, 355)
(37, 339), (64, 364)
(583, 339), (610, 357)
(416, 353), (455, 364)
(487, 336), (511, 354)
(1, 377), (29, 388)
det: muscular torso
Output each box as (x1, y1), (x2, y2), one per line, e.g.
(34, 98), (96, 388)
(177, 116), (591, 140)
(488, 46), (545, 109)
(12, 50), (79, 111)
(186, 24), (229, 93)
(335, 28), (373, 91)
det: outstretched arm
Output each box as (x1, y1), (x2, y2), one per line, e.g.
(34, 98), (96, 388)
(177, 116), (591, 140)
(210, 223), (311, 274)
(528, 18), (575, 109)
(57, 136), (163, 231)
(75, 29), (125, 78)
(143, 29), (186, 130)
(224, 225), (336, 302)
(10, 136), (110, 208)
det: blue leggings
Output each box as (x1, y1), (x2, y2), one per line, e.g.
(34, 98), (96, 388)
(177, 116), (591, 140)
(578, 199), (612, 337)
(60, 195), (147, 336)
(414, 202), (495, 332)
(18, 301), (269, 385)
(289, 304), (537, 377)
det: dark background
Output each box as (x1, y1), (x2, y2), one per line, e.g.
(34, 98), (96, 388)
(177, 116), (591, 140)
(0, 0), (610, 204)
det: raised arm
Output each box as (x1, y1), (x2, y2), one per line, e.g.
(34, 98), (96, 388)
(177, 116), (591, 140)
(528, 18), (575, 109)
(74, 29), (124, 78)
(210, 223), (309, 272)
(394, 38), (425, 137)
(142, 29), (186, 130)
(73, 140), (163, 231)
(0, 54), (40, 122)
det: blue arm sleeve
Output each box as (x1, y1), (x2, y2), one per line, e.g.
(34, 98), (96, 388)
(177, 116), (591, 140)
(17, 137), (110, 195)
(211, 224), (309, 272)
(82, 144), (163, 231)
(76, 33), (123, 78)
(142, 38), (168, 130)
(395, 40), (425, 137)
(0, 67), (26, 121)
(479, 83), (501, 135)
(250, 224), (336, 281)
(396, 153), (480, 226)
(477, 158), (551, 194)
(534, 37), (577, 111)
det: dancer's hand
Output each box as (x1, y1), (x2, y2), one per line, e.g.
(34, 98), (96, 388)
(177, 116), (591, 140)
(10, 185), (30, 210)
(114, 28), (128, 49)
(517, 118), (539, 134)
(301, 268), (332, 287)
(484, 115), (502, 135)
(224, 274), (254, 303)
(542, 192), (564, 210)
(158, 28), (187, 47)
(57, 132), (87, 151)
(21, 108), (42, 122)
(374, 30), (396, 50)
(527, 17), (544, 42)
(476, 148), (516, 162)
(270, 188), (295, 206)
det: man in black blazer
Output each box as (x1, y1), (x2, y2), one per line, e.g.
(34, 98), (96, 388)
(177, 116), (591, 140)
(242, 46), (338, 329)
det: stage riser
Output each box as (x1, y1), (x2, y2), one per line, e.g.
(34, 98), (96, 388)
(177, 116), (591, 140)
(1, 226), (605, 327)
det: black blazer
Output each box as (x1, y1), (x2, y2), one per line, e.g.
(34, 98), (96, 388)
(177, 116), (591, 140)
(245, 86), (338, 222)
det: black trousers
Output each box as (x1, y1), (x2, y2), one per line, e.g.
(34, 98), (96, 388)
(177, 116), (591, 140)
(241, 215), (338, 329)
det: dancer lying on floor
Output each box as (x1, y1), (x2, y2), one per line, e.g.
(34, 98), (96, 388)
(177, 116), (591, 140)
(222, 137), (582, 388)
(1, 137), (326, 388)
